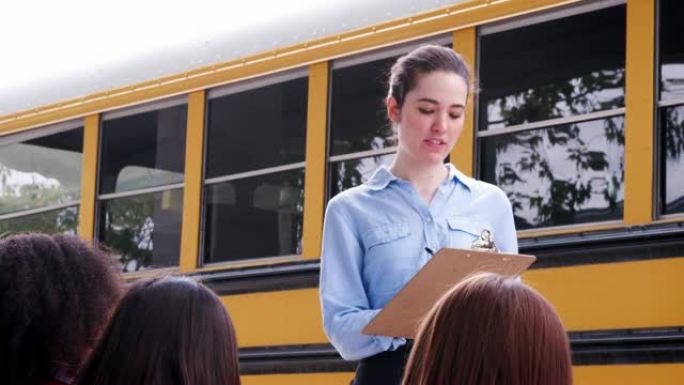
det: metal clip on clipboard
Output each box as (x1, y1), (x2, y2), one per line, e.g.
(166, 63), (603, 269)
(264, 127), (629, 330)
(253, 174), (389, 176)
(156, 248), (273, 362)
(470, 229), (498, 253)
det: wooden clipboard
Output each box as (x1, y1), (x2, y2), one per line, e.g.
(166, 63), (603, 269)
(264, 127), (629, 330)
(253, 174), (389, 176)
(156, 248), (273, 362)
(362, 248), (536, 338)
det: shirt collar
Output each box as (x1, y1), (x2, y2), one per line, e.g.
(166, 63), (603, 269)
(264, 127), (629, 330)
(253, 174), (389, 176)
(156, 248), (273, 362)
(446, 163), (474, 191)
(365, 164), (474, 191)
(365, 165), (397, 190)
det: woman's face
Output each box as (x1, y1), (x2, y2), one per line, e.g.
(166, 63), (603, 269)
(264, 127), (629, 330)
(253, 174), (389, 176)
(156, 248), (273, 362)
(388, 70), (468, 167)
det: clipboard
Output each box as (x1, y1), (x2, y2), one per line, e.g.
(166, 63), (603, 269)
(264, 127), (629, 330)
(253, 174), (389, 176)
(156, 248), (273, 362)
(362, 248), (536, 338)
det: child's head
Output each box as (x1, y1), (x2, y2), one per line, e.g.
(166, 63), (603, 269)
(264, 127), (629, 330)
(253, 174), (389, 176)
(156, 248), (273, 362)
(77, 276), (240, 385)
(402, 272), (572, 385)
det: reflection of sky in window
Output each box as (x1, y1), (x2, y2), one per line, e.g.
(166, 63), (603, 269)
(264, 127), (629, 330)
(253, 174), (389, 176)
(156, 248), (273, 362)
(664, 103), (684, 210)
(117, 166), (183, 192)
(666, 158), (684, 207)
(662, 64), (684, 100)
(0, 143), (82, 214)
(494, 117), (624, 227)
(486, 70), (624, 129)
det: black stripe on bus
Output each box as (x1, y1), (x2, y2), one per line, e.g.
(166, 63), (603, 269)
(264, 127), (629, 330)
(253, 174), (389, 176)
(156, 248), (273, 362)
(198, 221), (684, 295)
(198, 260), (320, 296)
(521, 221), (684, 268)
(238, 327), (684, 375)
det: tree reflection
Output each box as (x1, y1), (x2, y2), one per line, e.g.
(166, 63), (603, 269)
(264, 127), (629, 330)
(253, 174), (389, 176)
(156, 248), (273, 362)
(663, 105), (684, 213)
(101, 196), (155, 272)
(483, 69), (626, 229)
(664, 107), (684, 160)
(486, 69), (625, 128)
(0, 206), (79, 235)
(331, 153), (395, 198)
(0, 165), (80, 215)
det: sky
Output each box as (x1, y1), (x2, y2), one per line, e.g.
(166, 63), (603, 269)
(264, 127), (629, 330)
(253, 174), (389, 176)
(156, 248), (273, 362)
(0, 0), (458, 115)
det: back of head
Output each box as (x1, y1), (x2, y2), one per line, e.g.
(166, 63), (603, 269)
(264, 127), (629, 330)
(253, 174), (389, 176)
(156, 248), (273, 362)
(76, 276), (240, 385)
(402, 273), (572, 385)
(0, 233), (122, 385)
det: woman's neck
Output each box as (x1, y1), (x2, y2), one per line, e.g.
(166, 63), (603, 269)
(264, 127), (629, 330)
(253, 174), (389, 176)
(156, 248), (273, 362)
(389, 155), (448, 205)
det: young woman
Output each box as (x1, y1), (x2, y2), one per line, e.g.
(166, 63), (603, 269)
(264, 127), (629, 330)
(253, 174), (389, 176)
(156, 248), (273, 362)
(401, 272), (572, 385)
(319, 45), (518, 385)
(0, 234), (122, 385)
(75, 276), (240, 385)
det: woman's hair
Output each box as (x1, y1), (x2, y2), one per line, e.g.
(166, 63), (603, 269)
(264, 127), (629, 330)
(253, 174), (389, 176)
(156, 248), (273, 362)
(388, 44), (472, 107)
(76, 276), (241, 385)
(0, 233), (123, 385)
(402, 272), (572, 385)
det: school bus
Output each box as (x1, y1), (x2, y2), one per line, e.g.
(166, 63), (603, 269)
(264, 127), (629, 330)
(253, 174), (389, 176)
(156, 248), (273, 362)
(0, 0), (682, 384)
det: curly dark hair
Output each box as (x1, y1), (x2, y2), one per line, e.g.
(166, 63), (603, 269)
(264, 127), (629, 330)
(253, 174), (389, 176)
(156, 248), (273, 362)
(0, 233), (123, 385)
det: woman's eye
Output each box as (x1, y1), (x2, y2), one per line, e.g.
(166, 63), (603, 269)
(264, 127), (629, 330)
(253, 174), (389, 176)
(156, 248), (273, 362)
(418, 108), (434, 114)
(450, 113), (462, 119)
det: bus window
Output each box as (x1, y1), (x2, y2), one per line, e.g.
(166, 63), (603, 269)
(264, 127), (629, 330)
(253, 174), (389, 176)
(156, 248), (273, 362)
(659, 0), (684, 215)
(203, 70), (307, 264)
(0, 124), (83, 235)
(478, 4), (626, 230)
(98, 99), (187, 272)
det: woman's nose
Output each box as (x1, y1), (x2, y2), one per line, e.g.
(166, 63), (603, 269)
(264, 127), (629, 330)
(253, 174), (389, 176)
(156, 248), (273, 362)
(431, 113), (448, 132)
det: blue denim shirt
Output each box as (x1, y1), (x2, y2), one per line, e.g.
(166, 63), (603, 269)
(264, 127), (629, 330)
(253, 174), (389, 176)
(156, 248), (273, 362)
(319, 164), (518, 360)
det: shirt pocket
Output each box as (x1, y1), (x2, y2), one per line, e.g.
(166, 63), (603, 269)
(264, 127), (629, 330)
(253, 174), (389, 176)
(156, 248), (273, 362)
(446, 216), (493, 249)
(363, 221), (412, 251)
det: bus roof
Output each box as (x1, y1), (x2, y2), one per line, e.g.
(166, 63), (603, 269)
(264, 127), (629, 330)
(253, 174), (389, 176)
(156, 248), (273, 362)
(0, 0), (463, 117)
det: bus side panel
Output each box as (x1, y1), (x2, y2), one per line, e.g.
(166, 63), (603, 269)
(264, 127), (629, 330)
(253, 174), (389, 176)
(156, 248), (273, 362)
(523, 257), (684, 331)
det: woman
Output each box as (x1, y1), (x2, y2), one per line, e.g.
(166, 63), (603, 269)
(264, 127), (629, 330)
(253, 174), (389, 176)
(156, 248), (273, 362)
(0, 233), (123, 385)
(75, 276), (240, 385)
(319, 45), (518, 385)
(401, 272), (572, 385)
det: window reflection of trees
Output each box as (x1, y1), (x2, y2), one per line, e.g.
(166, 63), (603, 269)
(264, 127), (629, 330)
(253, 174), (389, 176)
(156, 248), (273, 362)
(487, 117), (624, 229)
(101, 190), (182, 272)
(330, 153), (395, 198)
(0, 206), (78, 236)
(0, 171), (79, 215)
(481, 62), (626, 229)
(663, 106), (684, 213)
(486, 69), (625, 129)
(0, 136), (83, 215)
(102, 196), (154, 272)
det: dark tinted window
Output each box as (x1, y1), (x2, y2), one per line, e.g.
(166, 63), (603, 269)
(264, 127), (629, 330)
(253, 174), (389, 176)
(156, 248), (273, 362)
(0, 128), (83, 215)
(479, 6), (625, 130)
(205, 77), (308, 178)
(0, 205), (79, 235)
(480, 116), (625, 229)
(329, 57), (398, 155)
(203, 169), (304, 263)
(660, 0), (684, 100)
(98, 189), (183, 272)
(100, 105), (187, 194)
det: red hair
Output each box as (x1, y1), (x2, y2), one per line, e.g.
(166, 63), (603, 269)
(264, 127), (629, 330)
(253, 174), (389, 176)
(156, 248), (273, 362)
(402, 272), (572, 385)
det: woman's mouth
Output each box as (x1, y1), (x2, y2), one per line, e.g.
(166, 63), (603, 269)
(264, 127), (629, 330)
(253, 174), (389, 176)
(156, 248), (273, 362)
(423, 138), (446, 150)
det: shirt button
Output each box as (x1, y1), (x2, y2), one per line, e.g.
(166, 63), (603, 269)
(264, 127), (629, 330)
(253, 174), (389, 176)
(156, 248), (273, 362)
(426, 217), (433, 224)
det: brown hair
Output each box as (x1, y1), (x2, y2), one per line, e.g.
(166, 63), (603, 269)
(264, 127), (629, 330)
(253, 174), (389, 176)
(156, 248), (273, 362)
(0, 233), (122, 385)
(388, 44), (471, 107)
(401, 272), (572, 385)
(75, 276), (240, 385)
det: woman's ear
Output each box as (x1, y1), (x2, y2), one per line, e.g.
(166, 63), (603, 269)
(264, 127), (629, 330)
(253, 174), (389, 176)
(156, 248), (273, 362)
(386, 96), (401, 124)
